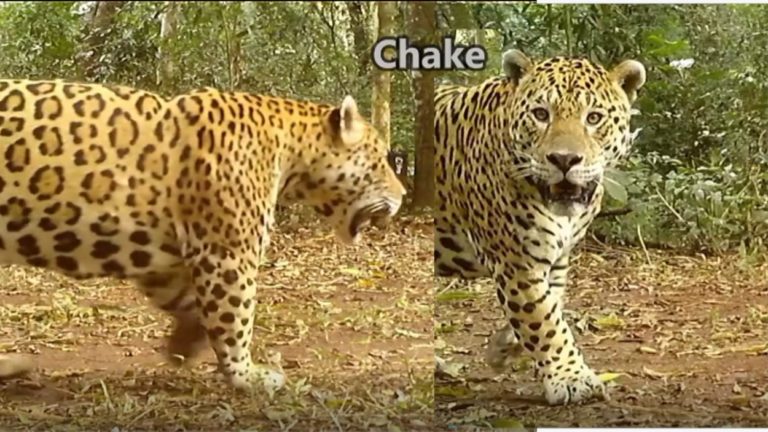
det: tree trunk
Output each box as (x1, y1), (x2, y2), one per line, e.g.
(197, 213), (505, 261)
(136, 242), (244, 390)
(407, 1), (437, 209)
(224, 3), (244, 90)
(157, 1), (180, 91)
(372, 1), (396, 147)
(80, 1), (125, 81)
(346, 1), (371, 77)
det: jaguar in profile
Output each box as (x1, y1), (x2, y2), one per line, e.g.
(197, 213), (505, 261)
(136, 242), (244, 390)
(0, 79), (405, 393)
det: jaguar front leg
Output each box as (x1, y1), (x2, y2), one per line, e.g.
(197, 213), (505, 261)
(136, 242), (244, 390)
(485, 254), (570, 375)
(188, 244), (285, 396)
(494, 263), (605, 405)
(548, 254), (569, 310)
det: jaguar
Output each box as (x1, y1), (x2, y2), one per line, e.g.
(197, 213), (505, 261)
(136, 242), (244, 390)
(0, 79), (405, 394)
(434, 49), (646, 405)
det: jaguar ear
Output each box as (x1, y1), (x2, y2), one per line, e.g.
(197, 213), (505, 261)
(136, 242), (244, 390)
(610, 59), (646, 104)
(332, 95), (364, 145)
(502, 49), (533, 85)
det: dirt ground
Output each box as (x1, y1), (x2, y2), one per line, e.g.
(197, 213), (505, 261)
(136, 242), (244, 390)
(435, 242), (768, 428)
(0, 213), (434, 431)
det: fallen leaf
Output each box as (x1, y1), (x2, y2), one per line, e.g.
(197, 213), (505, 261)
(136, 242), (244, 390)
(435, 356), (465, 379)
(262, 407), (294, 421)
(642, 366), (669, 379)
(489, 417), (525, 429)
(339, 267), (362, 276)
(436, 290), (477, 302)
(594, 313), (625, 329)
(598, 372), (623, 383)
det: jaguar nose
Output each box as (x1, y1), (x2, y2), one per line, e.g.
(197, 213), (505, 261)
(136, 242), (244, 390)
(546, 152), (583, 174)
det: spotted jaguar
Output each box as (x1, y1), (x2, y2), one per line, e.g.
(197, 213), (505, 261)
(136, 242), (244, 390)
(0, 79), (405, 394)
(435, 49), (646, 405)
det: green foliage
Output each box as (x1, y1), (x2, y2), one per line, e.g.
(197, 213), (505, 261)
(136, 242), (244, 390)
(0, 2), (82, 78)
(99, 2), (163, 89)
(596, 149), (768, 254)
(597, 5), (768, 253)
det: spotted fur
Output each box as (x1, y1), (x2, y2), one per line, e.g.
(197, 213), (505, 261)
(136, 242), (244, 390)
(435, 50), (646, 405)
(0, 79), (405, 392)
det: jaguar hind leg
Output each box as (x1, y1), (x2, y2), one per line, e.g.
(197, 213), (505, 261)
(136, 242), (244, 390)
(134, 269), (208, 365)
(0, 353), (35, 380)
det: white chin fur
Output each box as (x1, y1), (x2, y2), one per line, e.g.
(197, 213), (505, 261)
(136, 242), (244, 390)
(550, 201), (586, 218)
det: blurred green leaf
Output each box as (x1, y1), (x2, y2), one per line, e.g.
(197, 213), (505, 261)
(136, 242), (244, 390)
(603, 172), (630, 204)
(489, 417), (526, 430)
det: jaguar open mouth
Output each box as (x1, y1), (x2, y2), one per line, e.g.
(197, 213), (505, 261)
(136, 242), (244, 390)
(349, 202), (393, 238)
(537, 179), (599, 205)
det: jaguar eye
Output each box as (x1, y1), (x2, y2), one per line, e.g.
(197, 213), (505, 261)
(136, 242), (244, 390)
(586, 112), (603, 125)
(532, 108), (549, 122)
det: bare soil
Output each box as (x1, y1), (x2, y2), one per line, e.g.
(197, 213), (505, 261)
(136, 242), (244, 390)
(0, 213), (434, 431)
(4, 213), (768, 430)
(435, 243), (768, 428)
